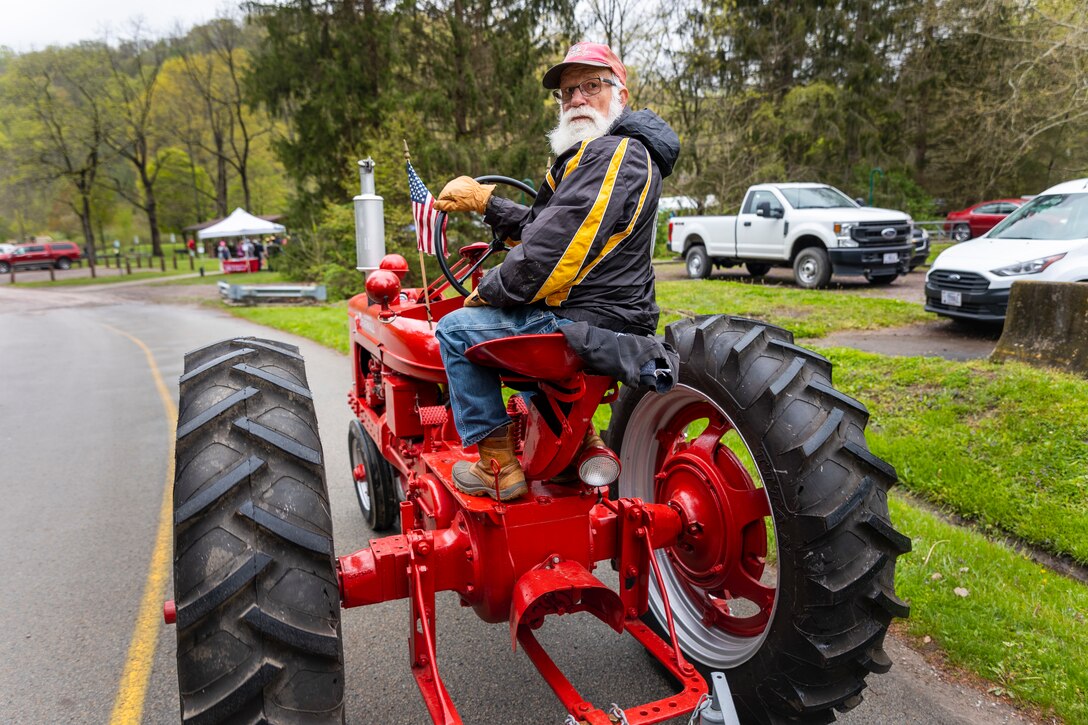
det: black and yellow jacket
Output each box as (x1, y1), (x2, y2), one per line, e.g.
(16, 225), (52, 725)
(479, 107), (680, 336)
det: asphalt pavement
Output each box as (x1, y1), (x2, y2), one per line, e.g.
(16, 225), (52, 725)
(0, 285), (1035, 724)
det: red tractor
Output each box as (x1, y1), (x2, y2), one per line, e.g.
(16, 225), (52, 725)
(167, 172), (909, 724)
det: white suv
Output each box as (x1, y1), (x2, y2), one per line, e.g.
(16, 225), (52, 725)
(926, 178), (1088, 321)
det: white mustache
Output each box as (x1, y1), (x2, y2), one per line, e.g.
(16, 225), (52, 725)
(547, 92), (624, 156)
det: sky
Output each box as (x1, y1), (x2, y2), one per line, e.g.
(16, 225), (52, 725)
(2, 0), (235, 52)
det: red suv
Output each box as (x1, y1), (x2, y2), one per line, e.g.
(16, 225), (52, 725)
(0, 241), (83, 273)
(944, 199), (1024, 241)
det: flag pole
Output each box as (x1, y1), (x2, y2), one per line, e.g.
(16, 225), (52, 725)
(404, 139), (435, 330)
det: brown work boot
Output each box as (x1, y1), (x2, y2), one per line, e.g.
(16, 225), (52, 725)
(452, 426), (528, 501)
(551, 428), (606, 484)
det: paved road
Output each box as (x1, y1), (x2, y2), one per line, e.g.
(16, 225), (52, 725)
(0, 285), (1033, 724)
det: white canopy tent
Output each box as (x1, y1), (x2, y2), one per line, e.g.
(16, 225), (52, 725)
(197, 208), (286, 240)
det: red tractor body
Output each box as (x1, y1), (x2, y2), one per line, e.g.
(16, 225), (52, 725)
(338, 254), (705, 724)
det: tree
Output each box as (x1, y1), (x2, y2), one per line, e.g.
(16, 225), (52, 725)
(151, 146), (215, 231)
(159, 54), (230, 218)
(173, 17), (275, 215)
(102, 28), (170, 257)
(3, 44), (111, 258)
(246, 0), (396, 208)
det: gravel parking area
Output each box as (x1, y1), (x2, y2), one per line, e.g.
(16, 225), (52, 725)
(653, 259), (1003, 360)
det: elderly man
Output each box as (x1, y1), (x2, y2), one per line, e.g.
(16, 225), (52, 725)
(434, 41), (680, 502)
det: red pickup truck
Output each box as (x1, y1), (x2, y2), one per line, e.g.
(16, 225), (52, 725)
(0, 241), (83, 273)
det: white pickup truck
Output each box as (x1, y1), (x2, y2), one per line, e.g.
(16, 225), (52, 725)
(668, 183), (915, 288)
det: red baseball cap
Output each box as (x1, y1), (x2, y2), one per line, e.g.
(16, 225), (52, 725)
(542, 42), (627, 89)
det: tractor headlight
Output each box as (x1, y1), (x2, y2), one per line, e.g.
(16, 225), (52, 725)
(991, 253), (1066, 276)
(578, 447), (621, 488)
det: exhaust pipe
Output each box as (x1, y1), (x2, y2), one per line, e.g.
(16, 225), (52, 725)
(354, 158), (386, 271)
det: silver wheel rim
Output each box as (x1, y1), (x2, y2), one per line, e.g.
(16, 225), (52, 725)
(617, 385), (780, 668)
(349, 434), (372, 512)
(688, 254), (704, 277)
(797, 255), (820, 284)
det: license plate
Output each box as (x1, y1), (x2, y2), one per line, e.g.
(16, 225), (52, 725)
(883, 252), (900, 264)
(941, 290), (962, 307)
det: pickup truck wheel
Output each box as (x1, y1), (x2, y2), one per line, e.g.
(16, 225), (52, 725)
(685, 245), (711, 279)
(951, 223), (971, 242)
(348, 418), (399, 531)
(55, 257), (72, 270)
(793, 247), (831, 288)
(173, 337), (344, 724)
(0, 261), (9, 273)
(606, 315), (909, 724)
(866, 273), (897, 286)
(745, 263), (771, 278)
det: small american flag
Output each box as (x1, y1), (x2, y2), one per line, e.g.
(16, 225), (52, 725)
(407, 160), (447, 256)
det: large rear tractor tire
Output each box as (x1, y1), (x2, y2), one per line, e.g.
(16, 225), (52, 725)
(606, 316), (909, 724)
(348, 418), (399, 531)
(172, 336), (344, 724)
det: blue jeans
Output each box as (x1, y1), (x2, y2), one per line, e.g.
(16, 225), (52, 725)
(435, 305), (572, 447)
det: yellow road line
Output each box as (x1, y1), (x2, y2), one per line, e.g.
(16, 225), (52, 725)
(104, 324), (177, 725)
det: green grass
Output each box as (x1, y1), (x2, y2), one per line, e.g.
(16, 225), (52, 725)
(655, 280), (931, 338)
(826, 347), (1088, 565)
(891, 494), (1087, 723)
(226, 302), (351, 354)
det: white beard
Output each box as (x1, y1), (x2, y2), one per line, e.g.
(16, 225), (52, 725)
(547, 92), (625, 157)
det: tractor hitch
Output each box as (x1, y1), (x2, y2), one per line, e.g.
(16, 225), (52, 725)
(336, 490), (705, 724)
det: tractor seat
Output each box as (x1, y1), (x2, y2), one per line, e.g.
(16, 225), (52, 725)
(465, 333), (584, 381)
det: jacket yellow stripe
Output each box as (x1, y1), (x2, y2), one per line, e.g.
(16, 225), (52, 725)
(535, 138), (630, 304)
(549, 148), (653, 304)
(545, 169), (556, 192)
(562, 140), (590, 182)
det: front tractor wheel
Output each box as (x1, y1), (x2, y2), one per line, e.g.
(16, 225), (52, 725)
(607, 315), (910, 723)
(348, 418), (398, 531)
(172, 337), (344, 724)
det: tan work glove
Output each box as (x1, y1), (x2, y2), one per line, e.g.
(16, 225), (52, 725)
(435, 176), (495, 214)
(463, 288), (488, 307)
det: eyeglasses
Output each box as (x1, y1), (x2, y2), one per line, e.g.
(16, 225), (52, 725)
(552, 77), (618, 103)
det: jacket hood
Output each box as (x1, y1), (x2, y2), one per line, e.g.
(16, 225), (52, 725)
(611, 107), (680, 178)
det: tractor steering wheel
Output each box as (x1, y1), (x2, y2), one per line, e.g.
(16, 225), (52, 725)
(434, 175), (537, 297)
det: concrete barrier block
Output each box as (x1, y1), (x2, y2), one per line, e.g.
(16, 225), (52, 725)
(990, 280), (1088, 376)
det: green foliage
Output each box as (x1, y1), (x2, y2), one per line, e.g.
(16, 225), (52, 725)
(855, 166), (938, 219)
(246, 0), (572, 215)
(890, 495), (1088, 723)
(825, 348), (1088, 564)
(150, 147), (215, 232)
